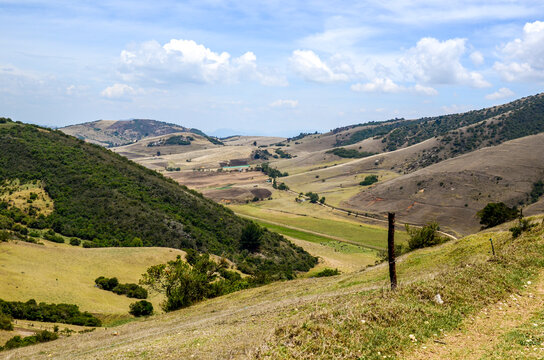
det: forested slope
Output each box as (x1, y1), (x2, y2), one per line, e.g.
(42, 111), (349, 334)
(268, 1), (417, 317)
(0, 120), (316, 278)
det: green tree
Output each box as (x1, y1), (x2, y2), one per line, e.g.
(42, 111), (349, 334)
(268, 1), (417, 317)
(129, 300), (153, 317)
(140, 255), (228, 311)
(405, 222), (445, 250)
(477, 202), (519, 228)
(240, 222), (263, 252)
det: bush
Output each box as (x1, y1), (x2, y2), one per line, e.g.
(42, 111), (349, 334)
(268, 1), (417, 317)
(305, 192), (319, 203)
(359, 175), (379, 186)
(0, 313), (13, 331)
(314, 268), (340, 277)
(69, 238), (81, 246)
(510, 218), (536, 238)
(0, 230), (9, 242)
(129, 300), (153, 317)
(406, 222), (446, 250)
(240, 222), (263, 252)
(82, 241), (97, 248)
(477, 202), (520, 228)
(0, 299), (101, 327)
(1, 330), (58, 351)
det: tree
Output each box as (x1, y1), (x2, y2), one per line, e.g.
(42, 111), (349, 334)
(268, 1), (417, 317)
(405, 222), (445, 250)
(305, 192), (319, 203)
(140, 255), (228, 311)
(319, 197), (326, 204)
(129, 300), (153, 317)
(240, 222), (263, 252)
(477, 202), (519, 228)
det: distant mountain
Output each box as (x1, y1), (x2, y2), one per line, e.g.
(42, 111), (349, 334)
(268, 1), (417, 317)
(0, 119), (316, 279)
(60, 119), (219, 147)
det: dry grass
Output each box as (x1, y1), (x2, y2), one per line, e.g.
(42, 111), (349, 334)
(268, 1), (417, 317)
(0, 180), (54, 216)
(5, 219), (543, 359)
(0, 240), (183, 316)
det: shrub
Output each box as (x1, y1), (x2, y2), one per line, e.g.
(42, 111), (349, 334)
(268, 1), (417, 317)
(406, 222), (446, 250)
(240, 222), (263, 252)
(0, 313), (13, 331)
(2, 330), (58, 351)
(0, 230), (9, 242)
(510, 218), (536, 238)
(69, 238), (81, 246)
(82, 241), (97, 248)
(305, 192), (319, 203)
(129, 300), (153, 317)
(359, 175), (379, 186)
(314, 268), (340, 277)
(477, 202), (520, 228)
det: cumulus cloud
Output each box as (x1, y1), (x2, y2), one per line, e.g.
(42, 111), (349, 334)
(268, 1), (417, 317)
(470, 51), (484, 66)
(100, 83), (137, 99)
(290, 50), (352, 83)
(118, 39), (285, 86)
(485, 87), (514, 100)
(269, 99), (299, 108)
(494, 21), (544, 81)
(351, 78), (437, 95)
(399, 37), (490, 88)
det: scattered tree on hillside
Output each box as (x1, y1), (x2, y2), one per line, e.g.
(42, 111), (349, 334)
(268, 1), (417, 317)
(129, 300), (153, 317)
(240, 222), (263, 252)
(360, 175), (379, 186)
(405, 222), (446, 250)
(477, 202), (519, 228)
(305, 192), (319, 203)
(140, 254), (252, 312)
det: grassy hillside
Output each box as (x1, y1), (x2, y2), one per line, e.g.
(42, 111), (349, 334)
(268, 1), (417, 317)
(5, 216), (544, 359)
(60, 119), (221, 148)
(0, 240), (182, 317)
(334, 93), (544, 153)
(344, 133), (544, 235)
(0, 120), (316, 278)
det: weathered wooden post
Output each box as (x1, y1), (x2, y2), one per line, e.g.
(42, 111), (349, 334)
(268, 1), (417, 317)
(388, 212), (397, 290)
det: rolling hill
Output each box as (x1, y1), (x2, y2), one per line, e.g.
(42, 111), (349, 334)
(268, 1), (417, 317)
(59, 119), (220, 148)
(0, 119), (316, 279)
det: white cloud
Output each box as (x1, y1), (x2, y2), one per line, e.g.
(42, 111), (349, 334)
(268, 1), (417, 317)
(100, 83), (137, 99)
(399, 37), (490, 88)
(351, 78), (437, 95)
(494, 21), (544, 81)
(269, 99), (298, 108)
(351, 78), (402, 93)
(485, 87), (514, 100)
(118, 39), (285, 86)
(470, 51), (484, 66)
(290, 50), (352, 83)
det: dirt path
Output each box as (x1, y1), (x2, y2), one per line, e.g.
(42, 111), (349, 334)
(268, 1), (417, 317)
(236, 213), (384, 250)
(405, 272), (544, 360)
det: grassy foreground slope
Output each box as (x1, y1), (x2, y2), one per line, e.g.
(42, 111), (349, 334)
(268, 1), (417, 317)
(0, 121), (316, 278)
(6, 217), (544, 359)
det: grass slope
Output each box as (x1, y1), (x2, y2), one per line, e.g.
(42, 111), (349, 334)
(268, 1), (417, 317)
(8, 215), (543, 359)
(0, 121), (316, 278)
(0, 240), (182, 317)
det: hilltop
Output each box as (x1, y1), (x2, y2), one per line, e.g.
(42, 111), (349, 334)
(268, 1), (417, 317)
(0, 120), (316, 279)
(59, 119), (221, 148)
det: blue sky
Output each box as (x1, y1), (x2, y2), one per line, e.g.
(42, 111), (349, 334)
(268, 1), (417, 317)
(1, 1), (544, 136)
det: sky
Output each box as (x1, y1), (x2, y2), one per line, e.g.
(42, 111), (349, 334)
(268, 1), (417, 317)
(1, 1), (544, 136)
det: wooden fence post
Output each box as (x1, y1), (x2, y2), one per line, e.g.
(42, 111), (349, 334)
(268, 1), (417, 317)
(388, 212), (397, 290)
